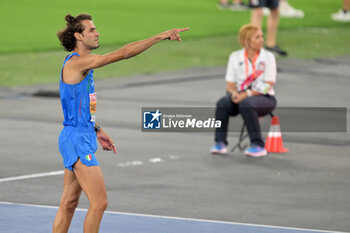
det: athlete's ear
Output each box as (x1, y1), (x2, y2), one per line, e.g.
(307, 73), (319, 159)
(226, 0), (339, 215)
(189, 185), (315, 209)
(74, 32), (83, 41)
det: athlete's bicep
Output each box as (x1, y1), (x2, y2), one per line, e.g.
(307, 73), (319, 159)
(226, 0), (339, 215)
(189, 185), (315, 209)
(74, 51), (127, 71)
(72, 54), (105, 71)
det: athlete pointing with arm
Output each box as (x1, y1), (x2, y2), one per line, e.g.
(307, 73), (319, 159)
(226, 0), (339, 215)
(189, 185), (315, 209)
(53, 13), (189, 233)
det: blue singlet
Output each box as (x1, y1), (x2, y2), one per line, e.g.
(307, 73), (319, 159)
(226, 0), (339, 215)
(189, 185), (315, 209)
(58, 53), (99, 171)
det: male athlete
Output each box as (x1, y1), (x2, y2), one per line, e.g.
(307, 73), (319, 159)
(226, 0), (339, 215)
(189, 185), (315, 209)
(53, 13), (188, 233)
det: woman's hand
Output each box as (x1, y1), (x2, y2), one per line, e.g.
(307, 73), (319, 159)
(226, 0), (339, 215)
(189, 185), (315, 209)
(232, 92), (248, 104)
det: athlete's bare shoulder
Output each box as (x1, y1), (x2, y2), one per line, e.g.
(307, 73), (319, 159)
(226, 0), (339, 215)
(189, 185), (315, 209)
(62, 56), (86, 84)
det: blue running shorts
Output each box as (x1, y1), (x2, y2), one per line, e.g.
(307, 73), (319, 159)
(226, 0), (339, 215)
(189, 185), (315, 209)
(58, 126), (99, 171)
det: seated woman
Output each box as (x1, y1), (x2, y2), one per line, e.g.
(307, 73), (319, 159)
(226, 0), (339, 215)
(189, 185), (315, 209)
(211, 24), (277, 157)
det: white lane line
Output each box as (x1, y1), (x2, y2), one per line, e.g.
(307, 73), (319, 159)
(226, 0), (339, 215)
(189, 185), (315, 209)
(148, 157), (164, 163)
(0, 170), (64, 183)
(118, 161), (143, 167)
(169, 155), (179, 160)
(117, 155), (179, 168)
(0, 201), (346, 233)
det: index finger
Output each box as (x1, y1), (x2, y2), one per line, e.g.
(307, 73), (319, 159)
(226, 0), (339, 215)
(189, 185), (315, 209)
(112, 144), (117, 155)
(176, 27), (190, 32)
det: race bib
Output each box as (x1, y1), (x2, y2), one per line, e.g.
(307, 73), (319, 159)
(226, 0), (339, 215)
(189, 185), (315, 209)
(89, 93), (97, 122)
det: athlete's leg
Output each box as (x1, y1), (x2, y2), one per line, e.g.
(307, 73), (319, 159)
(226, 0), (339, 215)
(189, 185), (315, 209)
(74, 159), (108, 233)
(251, 8), (264, 28)
(344, 0), (349, 12)
(266, 7), (279, 47)
(53, 169), (82, 233)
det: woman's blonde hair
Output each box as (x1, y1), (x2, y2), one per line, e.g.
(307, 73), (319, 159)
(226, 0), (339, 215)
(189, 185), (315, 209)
(238, 24), (260, 48)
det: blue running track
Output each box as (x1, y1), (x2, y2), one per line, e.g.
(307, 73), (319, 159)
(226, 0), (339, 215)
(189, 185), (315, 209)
(0, 202), (345, 233)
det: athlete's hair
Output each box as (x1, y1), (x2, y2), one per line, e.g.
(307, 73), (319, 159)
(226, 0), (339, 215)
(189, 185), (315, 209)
(57, 13), (92, 52)
(238, 24), (260, 48)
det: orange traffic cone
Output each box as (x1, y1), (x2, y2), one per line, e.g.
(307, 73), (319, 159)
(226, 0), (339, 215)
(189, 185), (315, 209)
(265, 116), (288, 153)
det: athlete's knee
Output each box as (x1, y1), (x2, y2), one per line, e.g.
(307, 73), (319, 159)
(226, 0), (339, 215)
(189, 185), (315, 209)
(61, 198), (79, 211)
(100, 199), (108, 211)
(91, 197), (108, 212)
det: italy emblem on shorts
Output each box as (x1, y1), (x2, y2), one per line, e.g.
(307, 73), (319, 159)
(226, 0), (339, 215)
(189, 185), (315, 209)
(85, 154), (92, 161)
(143, 109), (161, 129)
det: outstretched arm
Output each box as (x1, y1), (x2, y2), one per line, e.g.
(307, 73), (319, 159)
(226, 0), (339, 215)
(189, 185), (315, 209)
(74, 28), (190, 72)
